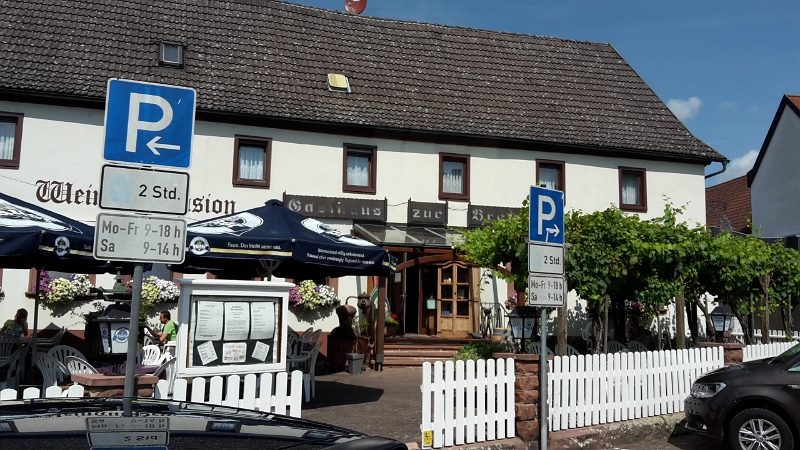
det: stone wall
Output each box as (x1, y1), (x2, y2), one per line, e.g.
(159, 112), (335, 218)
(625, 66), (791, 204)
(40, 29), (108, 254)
(495, 352), (548, 443)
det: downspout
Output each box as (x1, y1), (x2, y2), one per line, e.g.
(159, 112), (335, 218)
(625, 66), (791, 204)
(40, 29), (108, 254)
(705, 160), (729, 179)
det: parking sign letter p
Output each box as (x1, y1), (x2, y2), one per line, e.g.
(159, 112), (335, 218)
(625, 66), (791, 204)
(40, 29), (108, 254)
(538, 195), (555, 235)
(126, 93), (174, 153)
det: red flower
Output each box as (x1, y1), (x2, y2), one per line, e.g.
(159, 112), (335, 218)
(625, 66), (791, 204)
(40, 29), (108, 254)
(391, 313), (398, 320)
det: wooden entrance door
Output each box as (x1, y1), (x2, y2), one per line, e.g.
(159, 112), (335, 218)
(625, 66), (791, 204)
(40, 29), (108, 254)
(436, 262), (472, 335)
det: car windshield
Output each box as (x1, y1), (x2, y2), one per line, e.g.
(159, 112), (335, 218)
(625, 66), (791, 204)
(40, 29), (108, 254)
(770, 343), (800, 364)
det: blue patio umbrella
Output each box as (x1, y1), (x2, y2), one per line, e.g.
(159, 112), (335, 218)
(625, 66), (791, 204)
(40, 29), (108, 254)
(0, 192), (141, 358)
(171, 199), (396, 280)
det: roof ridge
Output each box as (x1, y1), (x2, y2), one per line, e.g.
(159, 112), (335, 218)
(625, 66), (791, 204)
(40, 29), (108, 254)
(274, 0), (614, 47)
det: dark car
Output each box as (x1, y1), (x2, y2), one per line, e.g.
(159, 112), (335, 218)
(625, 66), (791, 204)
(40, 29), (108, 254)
(0, 397), (408, 450)
(685, 343), (800, 450)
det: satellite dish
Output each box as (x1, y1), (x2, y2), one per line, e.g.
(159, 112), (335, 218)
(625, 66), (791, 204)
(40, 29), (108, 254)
(344, 0), (367, 15)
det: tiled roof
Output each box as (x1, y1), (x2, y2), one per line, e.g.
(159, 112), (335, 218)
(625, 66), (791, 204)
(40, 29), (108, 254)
(0, 0), (724, 162)
(706, 175), (751, 232)
(789, 95), (800, 109)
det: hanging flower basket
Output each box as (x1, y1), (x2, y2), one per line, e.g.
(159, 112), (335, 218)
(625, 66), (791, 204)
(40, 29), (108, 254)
(288, 280), (339, 311)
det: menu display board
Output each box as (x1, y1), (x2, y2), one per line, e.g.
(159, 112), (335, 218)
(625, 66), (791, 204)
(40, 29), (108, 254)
(175, 279), (291, 378)
(188, 295), (280, 368)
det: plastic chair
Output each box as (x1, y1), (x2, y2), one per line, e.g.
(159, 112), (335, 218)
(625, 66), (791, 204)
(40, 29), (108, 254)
(288, 341), (321, 402)
(143, 331), (157, 347)
(626, 340), (649, 352)
(526, 342), (555, 356)
(0, 333), (20, 364)
(152, 357), (177, 395)
(34, 352), (67, 391)
(36, 327), (66, 348)
(606, 341), (629, 354)
(137, 345), (162, 365)
(63, 355), (99, 375)
(47, 345), (88, 381)
(565, 344), (581, 356)
(0, 345), (29, 390)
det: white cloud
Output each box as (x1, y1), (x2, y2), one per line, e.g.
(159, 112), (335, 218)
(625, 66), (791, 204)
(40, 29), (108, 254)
(707, 149), (759, 186)
(667, 97), (703, 121)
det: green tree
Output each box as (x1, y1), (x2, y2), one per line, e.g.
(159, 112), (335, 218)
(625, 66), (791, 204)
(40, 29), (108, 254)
(456, 199), (530, 292)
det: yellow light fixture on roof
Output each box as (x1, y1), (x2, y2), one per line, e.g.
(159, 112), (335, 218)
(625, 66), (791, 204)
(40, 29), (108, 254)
(327, 73), (351, 93)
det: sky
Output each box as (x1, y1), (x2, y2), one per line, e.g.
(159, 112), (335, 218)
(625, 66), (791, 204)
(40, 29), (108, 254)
(288, 0), (800, 186)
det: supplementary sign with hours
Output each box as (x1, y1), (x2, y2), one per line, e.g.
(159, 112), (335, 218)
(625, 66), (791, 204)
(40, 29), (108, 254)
(100, 165), (190, 215)
(94, 212), (186, 263)
(528, 274), (566, 307)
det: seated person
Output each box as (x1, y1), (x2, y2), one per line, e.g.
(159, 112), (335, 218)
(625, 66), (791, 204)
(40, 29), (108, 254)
(628, 317), (652, 346)
(1, 308), (29, 338)
(146, 311), (177, 343)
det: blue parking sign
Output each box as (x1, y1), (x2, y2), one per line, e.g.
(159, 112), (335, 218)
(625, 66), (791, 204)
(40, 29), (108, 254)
(529, 186), (564, 245)
(103, 79), (196, 168)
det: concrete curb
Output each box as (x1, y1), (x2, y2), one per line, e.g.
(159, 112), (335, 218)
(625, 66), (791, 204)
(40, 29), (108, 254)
(406, 437), (528, 450)
(546, 413), (688, 449)
(403, 414), (688, 450)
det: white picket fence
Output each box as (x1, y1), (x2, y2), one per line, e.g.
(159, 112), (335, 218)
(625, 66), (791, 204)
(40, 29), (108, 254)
(154, 371), (303, 418)
(548, 347), (724, 431)
(743, 341), (799, 362)
(732, 329), (800, 343)
(421, 359), (515, 449)
(0, 383), (85, 400)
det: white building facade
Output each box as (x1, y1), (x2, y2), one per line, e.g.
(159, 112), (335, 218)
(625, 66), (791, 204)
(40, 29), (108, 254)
(0, 0), (724, 342)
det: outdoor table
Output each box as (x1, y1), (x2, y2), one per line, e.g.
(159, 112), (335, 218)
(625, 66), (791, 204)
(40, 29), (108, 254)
(70, 373), (159, 398)
(96, 363), (160, 376)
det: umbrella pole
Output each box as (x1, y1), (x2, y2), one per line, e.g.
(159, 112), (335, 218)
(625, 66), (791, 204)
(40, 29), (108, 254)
(375, 276), (387, 371)
(30, 268), (41, 371)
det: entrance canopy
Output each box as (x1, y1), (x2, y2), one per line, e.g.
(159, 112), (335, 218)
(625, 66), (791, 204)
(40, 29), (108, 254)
(353, 223), (464, 249)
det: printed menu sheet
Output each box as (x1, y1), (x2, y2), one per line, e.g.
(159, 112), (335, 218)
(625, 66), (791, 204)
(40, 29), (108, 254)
(195, 301), (224, 341)
(197, 341), (218, 365)
(249, 302), (276, 340)
(223, 302), (250, 341)
(222, 342), (247, 363)
(251, 341), (270, 362)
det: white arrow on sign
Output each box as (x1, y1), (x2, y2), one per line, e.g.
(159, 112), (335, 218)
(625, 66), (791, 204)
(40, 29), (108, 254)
(146, 136), (180, 155)
(546, 223), (560, 241)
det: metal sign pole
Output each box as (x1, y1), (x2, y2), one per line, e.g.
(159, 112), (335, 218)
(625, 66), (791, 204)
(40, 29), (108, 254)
(123, 262), (144, 417)
(540, 306), (548, 450)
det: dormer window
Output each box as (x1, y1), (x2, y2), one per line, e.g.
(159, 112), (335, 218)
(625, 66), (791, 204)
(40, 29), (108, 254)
(159, 42), (184, 69)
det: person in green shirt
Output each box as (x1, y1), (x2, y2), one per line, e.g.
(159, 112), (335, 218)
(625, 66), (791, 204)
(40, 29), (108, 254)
(148, 310), (177, 343)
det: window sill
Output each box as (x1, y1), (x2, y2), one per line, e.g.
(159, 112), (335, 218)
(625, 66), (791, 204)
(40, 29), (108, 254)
(620, 204), (647, 213)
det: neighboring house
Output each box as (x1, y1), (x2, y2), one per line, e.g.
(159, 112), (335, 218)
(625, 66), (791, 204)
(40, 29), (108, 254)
(749, 95), (800, 240)
(0, 0), (724, 339)
(705, 175), (752, 233)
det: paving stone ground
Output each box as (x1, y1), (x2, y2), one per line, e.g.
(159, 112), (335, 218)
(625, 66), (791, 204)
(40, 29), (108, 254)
(300, 367), (425, 445)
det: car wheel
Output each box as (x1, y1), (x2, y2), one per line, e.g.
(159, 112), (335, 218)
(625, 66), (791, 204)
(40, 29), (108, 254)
(728, 408), (794, 450)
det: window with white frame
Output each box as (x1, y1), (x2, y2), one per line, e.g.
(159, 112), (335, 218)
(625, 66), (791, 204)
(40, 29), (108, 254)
(233, 136), (271, 188)
(343, 144), (376, 194)
(159, 42), (184, 69)
(0, 112), (23, 169)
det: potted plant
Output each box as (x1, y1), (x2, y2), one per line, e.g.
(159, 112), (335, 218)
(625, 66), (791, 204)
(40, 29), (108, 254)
(385, 313), (399, 337)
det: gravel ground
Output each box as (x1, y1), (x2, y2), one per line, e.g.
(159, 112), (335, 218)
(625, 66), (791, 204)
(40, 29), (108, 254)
(300, 367), (424, 445)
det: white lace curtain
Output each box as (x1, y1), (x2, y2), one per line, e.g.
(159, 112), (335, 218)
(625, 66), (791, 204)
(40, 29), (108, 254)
(0, 122), (15, 160)
(347, 154), (370, 186)
(442, 161), (464, 194)
(238, 145), (264, 180)
(538, 167), (559, 190)
(621, 172), (640, 205)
